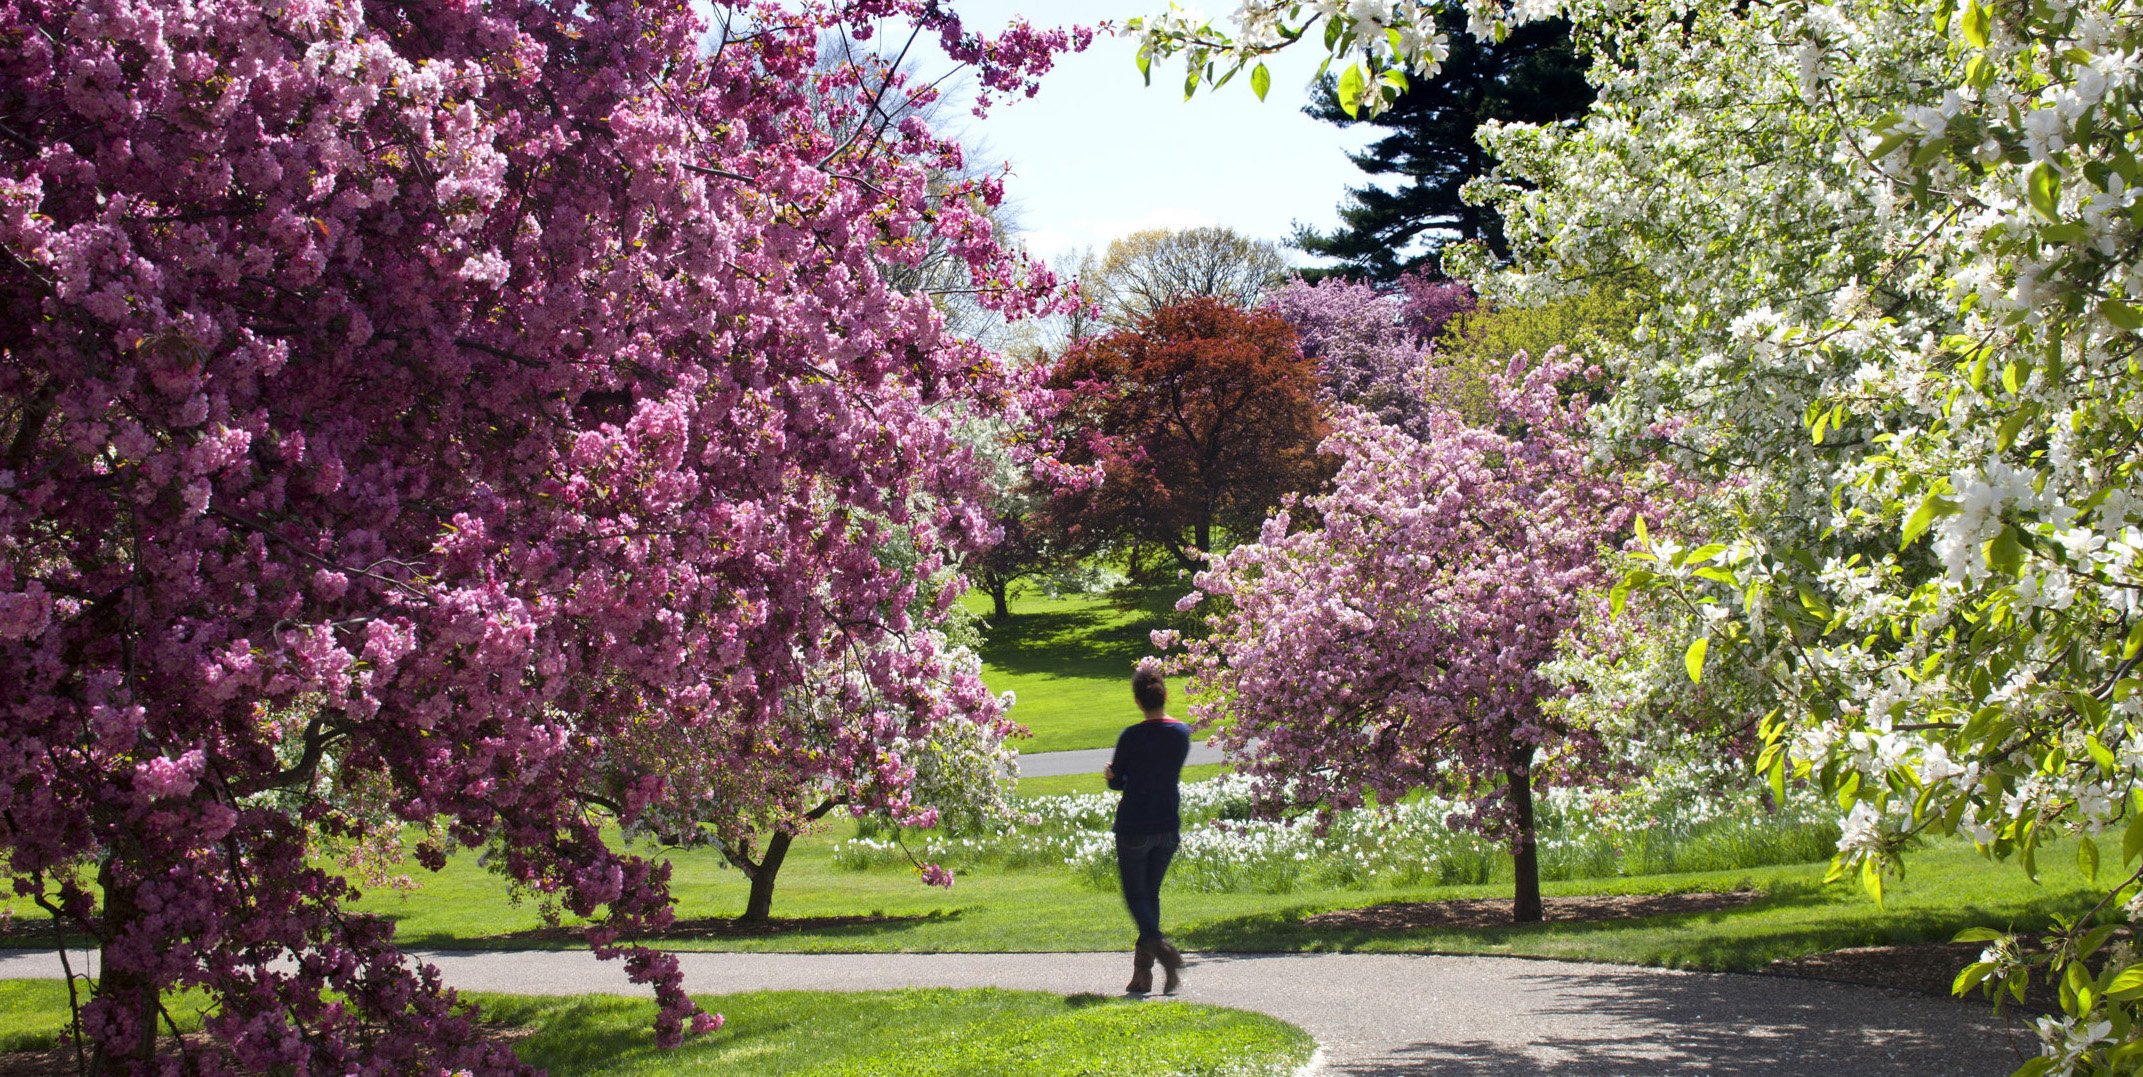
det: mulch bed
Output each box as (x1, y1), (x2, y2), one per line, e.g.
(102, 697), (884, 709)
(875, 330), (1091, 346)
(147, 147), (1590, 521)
(1766, 941), (2057, 1011)
(484, 911), (941, 944)
(0, 923), (88, 950)
(1302, 890), (1762, 931)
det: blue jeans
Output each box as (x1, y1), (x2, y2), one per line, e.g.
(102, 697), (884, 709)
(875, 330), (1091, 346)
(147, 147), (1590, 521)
(1115, 830), (1178, 942)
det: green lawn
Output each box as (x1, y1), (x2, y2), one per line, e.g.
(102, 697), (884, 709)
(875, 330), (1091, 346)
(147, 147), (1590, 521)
(1011, 763), (1227, 800)
(966, 590), (1171, 753)
(330, 808), (2100, 974)
(0, 982), (1313, 1076)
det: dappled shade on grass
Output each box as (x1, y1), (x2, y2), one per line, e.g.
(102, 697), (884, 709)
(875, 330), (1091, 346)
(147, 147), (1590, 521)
(0, 984), (1312, 1077)
(476, 988), (1311, 1076)
(963, 590), (1181, 754)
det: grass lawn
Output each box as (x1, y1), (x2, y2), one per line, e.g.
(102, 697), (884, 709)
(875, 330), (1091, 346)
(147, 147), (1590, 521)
(0, 981), (1313, 1076)
(338, 810), (2101, 975)
(966, 590), (1172, 754)
(1012, 763), (1227, 800)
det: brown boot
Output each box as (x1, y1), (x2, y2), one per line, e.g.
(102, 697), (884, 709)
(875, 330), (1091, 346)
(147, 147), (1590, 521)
(1153, 937), (1185, 995)
(1125, 939), (1155, 994)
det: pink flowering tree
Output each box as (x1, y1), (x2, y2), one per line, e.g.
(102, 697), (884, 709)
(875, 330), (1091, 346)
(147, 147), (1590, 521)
(1162, 349), (1637, 923)
(622, 550), (1020, 923)
(0, 0), (1085, 1071)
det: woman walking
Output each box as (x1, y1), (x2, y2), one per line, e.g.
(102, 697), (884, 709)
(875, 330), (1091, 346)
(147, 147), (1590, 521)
(1103, 663), (1191, 994)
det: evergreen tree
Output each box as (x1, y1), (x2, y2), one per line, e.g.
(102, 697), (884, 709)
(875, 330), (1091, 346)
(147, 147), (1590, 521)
(1294, 7), (1592, 280)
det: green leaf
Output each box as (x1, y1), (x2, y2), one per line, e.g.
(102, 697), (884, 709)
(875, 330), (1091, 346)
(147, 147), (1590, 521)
(2015, 1056), (2058, 1077)
(1250, 62), (1271, 102)
(1954, 927), (2005, 943)
(1985, 526), (2026, 575)
(2122, 811), (2143, 864)
(1960, 1), (1991, 47)
(2126, 619), (2143, 660)
(1996, 408), (2032, 450)
(1336, 63), (1367, 118)
(1902, 492), (1956, 549)
(2027, 161), (2061, 220)
(1685, 636), (1709, 684)
(2088, 734), (2117, 773)
(1608, 575), (1634, 618)
(2080, 835), (2101, 883)
(1861, 856), (1885, 905)
(2108, 965), (2143, 1001)
(1965, 53), (1994, 88)
(1633, 514), (1650, 546)
(2065, 959), (2093, 1012)
(1684, 542), (1729, 567)
(1797, 584), (1833, 617)
(1953, 962), (1996, 996)
(1136, 48), (1152, 85)
(2104, 299), (2143, 333)
(1870, 131), (1911, 160)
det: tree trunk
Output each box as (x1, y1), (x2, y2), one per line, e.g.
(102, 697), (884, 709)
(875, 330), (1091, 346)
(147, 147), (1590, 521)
(1507, 745), (1543, 924)
(989, 579), (1010, 621)
(89, 857), (160, 1075)
(734, 830), (794, 924)
(1193, 518), (1211, 558)
(729, 801), (839, 925)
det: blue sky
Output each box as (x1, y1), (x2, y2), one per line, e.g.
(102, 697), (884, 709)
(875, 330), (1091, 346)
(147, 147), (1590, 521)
(896, 2), (1379, 269)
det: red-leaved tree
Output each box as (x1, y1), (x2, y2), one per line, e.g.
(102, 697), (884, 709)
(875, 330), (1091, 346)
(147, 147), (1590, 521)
(1049, 297), (1327, 571)
(0, 1), (1086, 1071)
(1162, 350), (1640, 923)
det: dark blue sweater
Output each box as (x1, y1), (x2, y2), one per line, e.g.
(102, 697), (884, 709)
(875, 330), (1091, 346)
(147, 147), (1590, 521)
(1107, 719), (1191, 835)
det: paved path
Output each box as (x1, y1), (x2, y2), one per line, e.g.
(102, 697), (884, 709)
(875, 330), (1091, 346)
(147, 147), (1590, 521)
(0, 948), (2030, 1074)
(1018, 741), (1226, 777)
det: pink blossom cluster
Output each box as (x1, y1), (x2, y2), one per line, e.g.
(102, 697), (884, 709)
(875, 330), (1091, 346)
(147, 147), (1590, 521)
(1260, 272), (1475, 437)
(1163, 349), (1639, 841)
(0, 0), (1083, 1070)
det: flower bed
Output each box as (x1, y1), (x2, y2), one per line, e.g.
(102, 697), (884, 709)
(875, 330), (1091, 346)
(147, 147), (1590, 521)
(833, 770), (1840, 895)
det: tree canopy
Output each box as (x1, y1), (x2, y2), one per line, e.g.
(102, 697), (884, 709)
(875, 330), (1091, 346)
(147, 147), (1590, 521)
(1081, 226), (1293, 328)
(1164, 350), (1643, 923)
(1292, 4), (1592, 278)
(0, 1), (1083, 1070)
(1049, 298), (1326, 572)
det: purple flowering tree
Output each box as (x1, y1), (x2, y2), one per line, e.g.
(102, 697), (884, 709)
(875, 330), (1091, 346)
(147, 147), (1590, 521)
(1396, 273), (1476, 342)
(1261, 271), (1473, 437)
(0, 0), (1085, 1071)
(1163, 349), (1637, 923)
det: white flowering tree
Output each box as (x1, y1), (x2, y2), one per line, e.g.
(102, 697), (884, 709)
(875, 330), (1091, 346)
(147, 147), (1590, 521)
(1138, 1), (2143, 1070)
